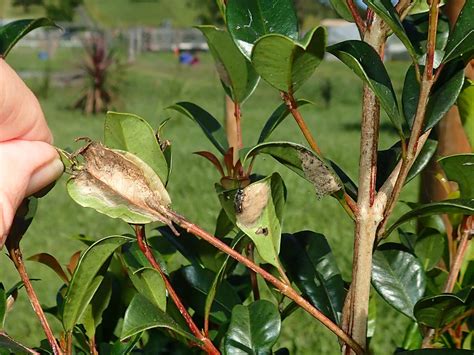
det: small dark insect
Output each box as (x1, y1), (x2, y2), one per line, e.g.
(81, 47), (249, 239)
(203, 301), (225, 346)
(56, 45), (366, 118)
(234, 188), (244, 213)
(256, 227), (268, 236)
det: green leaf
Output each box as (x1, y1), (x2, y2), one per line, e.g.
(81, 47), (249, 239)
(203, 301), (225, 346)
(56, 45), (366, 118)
(62, 235), (131, 331)
(442, 0), (474, 63)
(121, 293), (197, 342)
(0, 331), (38, 354)
(27, 253), (69, 284)
(226, 0), (299, 59)
(171, 265), (241, 324)
(0, 285), (5, 330)
(166, 102), (228, 155)
(219, 174), (286, 268)
(67, 142), (172, 226)
(327, 40), (403, 136)
(424, 61), (465, 131)
(224, 300), (281, 354)
(414, 293), (467, 328)
(5, 198), (37, 248)
(458, 79), (474, 149)
(438, 154), (474, 199)
(79, 274), (113, 338)
(129, 267), (166, 311)
(404, 12), (450, 55)
(258, 100), (312, 143)
(402, 65), (419, 127)
(251, 27), (326, 93)
(365, 0), (418, 61)
(204, 233), (245, 331)
(242, 142), (343, 198)
(414, 232), (445, 271)
(280, 231), (345, 324)
(0, 18), (57, 57)
(386, 199), (474, 236)
(367, 293), (377, 338)
(376, 139), (438, 189)
(104, 112), (169, 184)
(401, 322), (422, 350)
(197, 26), (259, 104)
(328, 0), (354, 22)
(372, 246), (426, 319)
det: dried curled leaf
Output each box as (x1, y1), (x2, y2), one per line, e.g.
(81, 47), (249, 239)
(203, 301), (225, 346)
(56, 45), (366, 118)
(67, 142), (172, 226)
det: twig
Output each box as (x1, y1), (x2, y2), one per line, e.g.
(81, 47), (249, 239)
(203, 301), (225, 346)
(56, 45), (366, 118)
(134, 225), (220, 355)
(6, 242), (63, 355)
(377, 0), (440, 237)
(347, 0), (366, 36)
(165, 210), (364, 355)
(234, 101), (242, 151)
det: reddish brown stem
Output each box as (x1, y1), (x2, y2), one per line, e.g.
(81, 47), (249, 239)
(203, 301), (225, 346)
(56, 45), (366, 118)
(6, 244), (63, 355)
(234, 101), (242, 151)
(134, 225), (219, 355)
(166, 211), (364, 355)
(347, 0), (366, 35)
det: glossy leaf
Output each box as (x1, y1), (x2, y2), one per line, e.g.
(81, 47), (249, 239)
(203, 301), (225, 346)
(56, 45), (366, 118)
(171, 265), (241, 324)
(402, 322), (422, 350)
(438, 154), (474, 198)
(0, 332), (38, 354)
(372, 247), (426, 319)
(62, 235), (131, 331)
(129, 267), (166, 311)
(4, 198), (37, 248)
(328, 0), (353, 22)
(414, 293), (467, 328)
(197, 26), (259, 104)
(204, 233), (245, 330)
(224, 300), (281, 354)
(386, 199), (474, 236)
(424, 61), (465, 131)
(442, 0), (474, 63)
(365, 0), (418, 61)
(104, 112), (168, 184)
(327, 40), (402, 136)
(27, 253), (69, 284)
(414, 232), (445, 271)
(367, 294), (377, 338)
(79, 274), (113, 338)
(226, 0), (298, 59)
(402, 65), (419, 127)
(0, 18), (57, 57)
(458, 79), (474, 149)
(251, 27), (326, 93)
(258, 99), (312, 143)
(242, 142), (343, 198)
(121, 293), (197, 342)
(404, 12), (450, 55)
(376, 139), (438, 189)
(67, 142), (172, 225)
(280, 231), (345, 324)
(167, 102), (228, 155)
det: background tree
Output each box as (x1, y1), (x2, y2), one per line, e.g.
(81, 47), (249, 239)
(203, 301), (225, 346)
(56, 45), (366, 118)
(12, 0), (43, 13)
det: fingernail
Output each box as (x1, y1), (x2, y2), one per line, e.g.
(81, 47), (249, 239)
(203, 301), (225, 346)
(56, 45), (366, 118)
(26, 158), (64, 196)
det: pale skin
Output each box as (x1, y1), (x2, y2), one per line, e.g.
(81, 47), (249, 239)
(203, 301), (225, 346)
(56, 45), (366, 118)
(0, 59), (63, 246)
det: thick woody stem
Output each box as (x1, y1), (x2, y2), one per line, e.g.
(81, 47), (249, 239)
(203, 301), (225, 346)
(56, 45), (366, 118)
(134, 225), (219, 355)
(344, 14), (387, 354)
(166, 210), (364, 355)
(7, 243), (63, 355)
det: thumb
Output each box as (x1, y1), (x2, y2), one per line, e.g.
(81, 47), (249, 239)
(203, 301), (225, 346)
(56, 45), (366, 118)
(0, 140), (63, 246)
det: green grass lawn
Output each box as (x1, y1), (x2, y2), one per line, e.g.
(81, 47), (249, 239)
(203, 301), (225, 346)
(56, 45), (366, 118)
(2, 47), (417, 354)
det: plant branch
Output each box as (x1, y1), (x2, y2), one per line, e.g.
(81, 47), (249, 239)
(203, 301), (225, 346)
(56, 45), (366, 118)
(377, 0), (440, 237)
(166, 210), (364, 355)
(347, 0), (366, 36)
(344, 14), (387, 353)
(134, 225), (219, 355)
(234, 100), (242, 151)
(246, 243), (260, 301)
(6, 241), (63, 355)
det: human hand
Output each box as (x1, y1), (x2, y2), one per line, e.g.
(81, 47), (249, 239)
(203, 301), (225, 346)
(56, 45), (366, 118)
(0, 59), (63, 246)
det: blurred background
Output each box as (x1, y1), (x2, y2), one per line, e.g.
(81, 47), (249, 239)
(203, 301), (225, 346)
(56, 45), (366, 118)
(0, 0), (417, 353)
